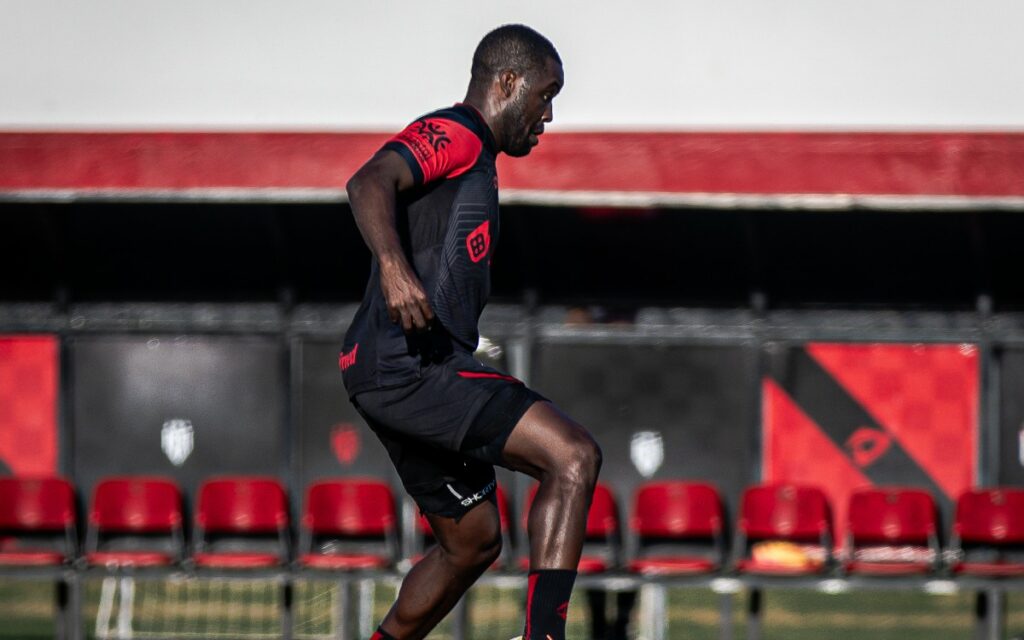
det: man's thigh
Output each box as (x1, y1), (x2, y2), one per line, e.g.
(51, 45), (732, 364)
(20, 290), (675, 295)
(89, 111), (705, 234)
(499, 400), (599, 478)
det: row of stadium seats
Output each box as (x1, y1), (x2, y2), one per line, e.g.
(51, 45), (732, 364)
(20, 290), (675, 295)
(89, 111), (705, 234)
(1, 476), (1023, 579)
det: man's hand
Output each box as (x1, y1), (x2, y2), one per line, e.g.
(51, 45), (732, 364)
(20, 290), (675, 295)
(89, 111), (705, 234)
(380, 259), (435, 332)
(346, 148), (431, 333)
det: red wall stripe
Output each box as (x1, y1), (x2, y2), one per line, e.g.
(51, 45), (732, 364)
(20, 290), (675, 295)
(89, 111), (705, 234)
(1, 131), (1023, 196)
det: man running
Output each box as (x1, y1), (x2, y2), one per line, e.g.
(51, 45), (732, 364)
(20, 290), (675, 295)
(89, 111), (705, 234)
(339, 24), (602, 640)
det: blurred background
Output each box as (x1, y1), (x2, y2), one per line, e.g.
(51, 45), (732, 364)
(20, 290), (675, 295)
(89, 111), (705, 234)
(2, 1), (1024, 639)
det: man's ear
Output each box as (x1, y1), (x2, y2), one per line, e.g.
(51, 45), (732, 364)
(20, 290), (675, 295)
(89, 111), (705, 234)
(498, 69), (519, 99)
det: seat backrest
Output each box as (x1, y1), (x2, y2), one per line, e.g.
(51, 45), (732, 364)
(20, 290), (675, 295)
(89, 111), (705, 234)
(847, 487), (936, 545)
(954, 488), (1024, 544)
(90, 476), (182, 533)
(632, 481), (723, 539)
(523, 482), (618, 538)
(740, 484), (831, 542)
(304, 478), (396, 537)
(0, 476), (75, 532)
(197, 477), (288, 534)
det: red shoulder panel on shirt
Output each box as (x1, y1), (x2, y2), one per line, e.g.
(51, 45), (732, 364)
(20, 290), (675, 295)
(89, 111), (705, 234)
(387, 118), (483, 184)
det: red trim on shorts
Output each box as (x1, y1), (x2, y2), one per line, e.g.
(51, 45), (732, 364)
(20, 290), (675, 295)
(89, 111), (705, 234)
(457, 370), (522, 383)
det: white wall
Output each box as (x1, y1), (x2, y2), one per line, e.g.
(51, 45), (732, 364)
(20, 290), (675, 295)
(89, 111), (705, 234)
(2, 0), (1022, 130)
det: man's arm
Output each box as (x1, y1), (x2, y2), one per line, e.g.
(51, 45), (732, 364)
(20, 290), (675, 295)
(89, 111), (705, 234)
(346, 149), (435, 332)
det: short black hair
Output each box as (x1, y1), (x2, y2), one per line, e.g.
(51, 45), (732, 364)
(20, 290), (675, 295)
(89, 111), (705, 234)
(470, 24), (560, 89)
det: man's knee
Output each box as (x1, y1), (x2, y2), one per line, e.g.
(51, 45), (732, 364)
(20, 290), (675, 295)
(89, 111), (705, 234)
(444, 523), (502, 570)
(435, 507), (503, 571)
(555, 431), (602, 492)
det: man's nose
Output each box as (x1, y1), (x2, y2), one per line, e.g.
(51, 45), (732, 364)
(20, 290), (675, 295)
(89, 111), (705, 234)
(543, 103), (554, 123)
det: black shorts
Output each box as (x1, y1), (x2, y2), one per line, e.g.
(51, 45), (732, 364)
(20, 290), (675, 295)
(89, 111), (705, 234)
(351, 354), (545, 520)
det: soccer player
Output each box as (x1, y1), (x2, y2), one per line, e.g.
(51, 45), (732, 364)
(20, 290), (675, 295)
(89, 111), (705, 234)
(339, 24), (602, 640)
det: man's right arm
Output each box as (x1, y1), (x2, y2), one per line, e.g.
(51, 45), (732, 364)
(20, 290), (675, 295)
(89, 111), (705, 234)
(346, 150), (435, 332)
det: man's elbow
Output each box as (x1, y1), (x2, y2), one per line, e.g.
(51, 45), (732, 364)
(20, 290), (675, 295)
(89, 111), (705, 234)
(346, 163), (391, 204)
(345, 169), (369, 203)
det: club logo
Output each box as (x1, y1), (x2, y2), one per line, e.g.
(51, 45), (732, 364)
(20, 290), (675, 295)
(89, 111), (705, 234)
(630, 430), (664, 478)
(845, 427), (892, 468)
(161, 419), (194, 467)
(415, 120), (451, 151)
(466, 220), (490, 263)
(331, 423), (360, 465)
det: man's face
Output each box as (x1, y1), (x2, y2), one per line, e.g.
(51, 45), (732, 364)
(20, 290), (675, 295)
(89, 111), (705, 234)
(501, 57), (564, 157)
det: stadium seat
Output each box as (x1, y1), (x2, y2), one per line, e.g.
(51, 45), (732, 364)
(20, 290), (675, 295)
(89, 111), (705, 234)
(299, 478), (398, 570)
(85, 476), (184, 568)
(627, 481), (725, 576)
(193, 476), (289, 569)
(843, 487), (939, 575)
(734, 484), (832, 575)
(414, 484), (513, 570)
(519, 482), (620, 574)
(0, 476), (76, 567)
(950, 487), (1024, 577)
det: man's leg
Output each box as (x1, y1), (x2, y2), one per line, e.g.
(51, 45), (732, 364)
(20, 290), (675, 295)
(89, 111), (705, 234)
(501, 401), (603, 640)
(375, 501), (502, 640)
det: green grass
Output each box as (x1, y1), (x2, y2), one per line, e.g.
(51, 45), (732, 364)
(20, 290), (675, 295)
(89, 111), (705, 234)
(1, 578), (1022, 639)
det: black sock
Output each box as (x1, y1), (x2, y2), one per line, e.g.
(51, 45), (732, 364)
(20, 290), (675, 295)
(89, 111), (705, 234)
(370, 627), (397, 640)
(524, 569), (577, 640)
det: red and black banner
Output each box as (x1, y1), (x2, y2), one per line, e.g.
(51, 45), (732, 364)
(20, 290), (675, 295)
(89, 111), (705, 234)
(763, 343), (978, 538)
(0, 335), (59, 476)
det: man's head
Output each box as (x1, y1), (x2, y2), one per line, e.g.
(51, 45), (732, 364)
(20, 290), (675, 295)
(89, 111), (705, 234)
(467, 24), (563, 157)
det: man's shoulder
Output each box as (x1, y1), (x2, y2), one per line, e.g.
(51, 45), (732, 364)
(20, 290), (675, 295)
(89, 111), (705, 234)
(412, 104), (480, 130)
(404, 104), (494, 153)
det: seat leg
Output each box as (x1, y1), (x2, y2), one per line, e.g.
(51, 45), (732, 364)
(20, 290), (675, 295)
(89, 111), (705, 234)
(334, 577), (356, 640)
(116, 577), (135, 639)
(637, 583), (667, 640)
(358, 578), (376, 639)
(69, 573), (83, 640)
(281, 578), (294, 640)
(96, 576), (117, 639)
(718, 592), (734, 640)
(746, 588), (762, 640)
(974, 591), (988, 640)
(452, 590), (471, 640)
(982, 588), (1006, 640)
(55, 577), (69, 640)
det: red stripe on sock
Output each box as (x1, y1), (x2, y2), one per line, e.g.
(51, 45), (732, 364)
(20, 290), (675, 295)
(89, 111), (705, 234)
(525, 572), (540, 640)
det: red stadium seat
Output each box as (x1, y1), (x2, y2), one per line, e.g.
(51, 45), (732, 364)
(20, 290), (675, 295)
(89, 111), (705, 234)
(414, 484), (513, 570)
(734, 484), (832, 576)
(843, 487), (939, 575)
(0, 477), (76, 567)
(193, 476), (289, 569)
(628, 481), (725, 576)
(299, 478), (398, 570)
(519, 482), (619, 574)
(85, 476), (184, 568)
(950, 487), (1024, 577)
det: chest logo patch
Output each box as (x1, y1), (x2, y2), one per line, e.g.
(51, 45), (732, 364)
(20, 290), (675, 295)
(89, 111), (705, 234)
(466, 220), (491, 263)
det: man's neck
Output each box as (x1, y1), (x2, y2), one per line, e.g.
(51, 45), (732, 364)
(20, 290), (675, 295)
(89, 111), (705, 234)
(462, 93), (503, 152)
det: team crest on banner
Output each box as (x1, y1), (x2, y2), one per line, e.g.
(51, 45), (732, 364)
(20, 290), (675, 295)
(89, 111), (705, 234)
(331, 423), (360, 466)
(161, 419), (194, 467)
(630, 431), (664, 478)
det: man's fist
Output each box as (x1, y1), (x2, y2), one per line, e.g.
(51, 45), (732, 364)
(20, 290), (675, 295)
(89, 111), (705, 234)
(380, 261), (435, 332)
